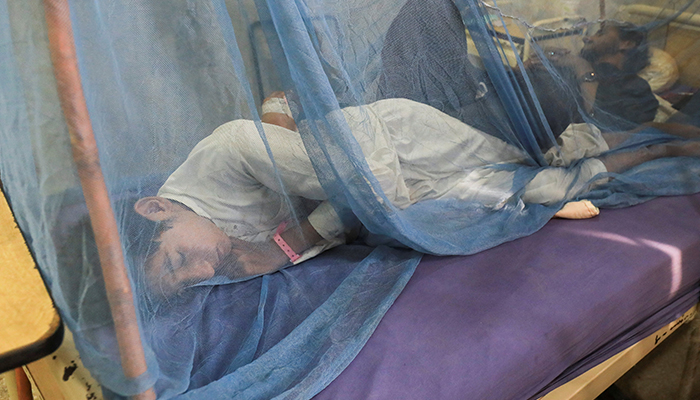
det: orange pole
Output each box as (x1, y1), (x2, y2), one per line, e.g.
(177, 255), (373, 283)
(14, 368), (33, 400)
(42, 1), (155, 399)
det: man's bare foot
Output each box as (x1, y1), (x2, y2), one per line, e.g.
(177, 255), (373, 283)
(554, 200), (600, 219)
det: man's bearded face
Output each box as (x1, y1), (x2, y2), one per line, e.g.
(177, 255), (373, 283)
(580, 25), (621, 63)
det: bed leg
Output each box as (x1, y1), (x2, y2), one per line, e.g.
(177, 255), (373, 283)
(677, 312), (700, 400)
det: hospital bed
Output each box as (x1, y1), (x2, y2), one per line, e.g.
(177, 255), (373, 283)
(313, 14), (700, 398)
(125, 184), (697, 399)
(312, 193), (700, 399)
(7, 188), (699, 400)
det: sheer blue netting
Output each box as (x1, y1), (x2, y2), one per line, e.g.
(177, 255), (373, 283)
(2, 0), (700, 398)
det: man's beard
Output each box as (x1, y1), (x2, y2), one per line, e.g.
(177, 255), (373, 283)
(580, 43), (619, 64)
(579, 47), (598, 63)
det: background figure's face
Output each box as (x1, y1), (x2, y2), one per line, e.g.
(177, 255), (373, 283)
(580, 25), (621, 63)
(146, 209), (232, 298)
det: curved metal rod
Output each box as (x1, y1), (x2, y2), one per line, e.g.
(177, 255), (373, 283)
(41, 1), (155, 398)
(641, 0), (698, 31)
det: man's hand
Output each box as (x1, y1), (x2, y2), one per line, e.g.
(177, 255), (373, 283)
(222, 219), (323, 280)
(261, 91), (298, 131)
(226, 237), (289, 279)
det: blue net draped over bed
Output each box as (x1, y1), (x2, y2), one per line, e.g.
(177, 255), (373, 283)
(2, 0), (700, 398)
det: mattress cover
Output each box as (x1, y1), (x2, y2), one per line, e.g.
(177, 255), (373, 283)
(314, 194), (700, 400)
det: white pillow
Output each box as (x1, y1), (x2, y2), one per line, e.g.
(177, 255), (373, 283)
(638, 47), (679, 93)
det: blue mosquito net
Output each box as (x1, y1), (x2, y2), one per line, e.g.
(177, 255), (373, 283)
(3, 0), (700, 398)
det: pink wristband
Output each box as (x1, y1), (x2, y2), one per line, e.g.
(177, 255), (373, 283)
(273, 221), (301, 262)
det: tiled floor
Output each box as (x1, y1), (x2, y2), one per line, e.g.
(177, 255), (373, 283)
(0, 370), (42, 400)
(0, 328), (102, 400)
(593, 319), (700, 400)
(614, 320), (700, 400)
(0, 374), (9, 400)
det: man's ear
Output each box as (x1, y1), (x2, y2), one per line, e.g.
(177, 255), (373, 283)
(619, 40), (636, 52)
(134, 197), (176, 221)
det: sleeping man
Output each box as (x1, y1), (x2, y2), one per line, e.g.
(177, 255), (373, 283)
(378, 0), (659, 133)
(131, 91), (700, 298)
(579, 21), (659, 127)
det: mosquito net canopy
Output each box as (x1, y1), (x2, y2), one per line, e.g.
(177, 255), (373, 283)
(3, 0), (700, 398)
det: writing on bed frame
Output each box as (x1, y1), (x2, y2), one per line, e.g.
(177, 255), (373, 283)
(654, 307), (697, 345)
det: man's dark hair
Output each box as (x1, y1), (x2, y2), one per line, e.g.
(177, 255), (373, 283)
(608, 21), (650, 74)
(49, 194), (175, 317)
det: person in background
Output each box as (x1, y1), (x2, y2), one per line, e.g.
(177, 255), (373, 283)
(378, 1), (657, 134)
(579, 21), (659, 127)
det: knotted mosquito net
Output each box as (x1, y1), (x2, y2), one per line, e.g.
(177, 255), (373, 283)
(3, 0), (700, 398)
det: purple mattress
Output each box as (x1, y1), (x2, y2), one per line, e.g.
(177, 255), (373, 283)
(314, 194), (700, 400)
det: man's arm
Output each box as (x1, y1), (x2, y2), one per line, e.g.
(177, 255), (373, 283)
(227, 199), (350, 279)
(644, 122), (700, 140)
(228, 218), (324, 278)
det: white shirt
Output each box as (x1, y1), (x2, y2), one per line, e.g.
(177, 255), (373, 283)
(159, 99), (608, 260)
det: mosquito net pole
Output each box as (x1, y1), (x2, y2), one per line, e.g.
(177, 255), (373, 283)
(600, 0), (606, 19)
(42, 1), (155, 399)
